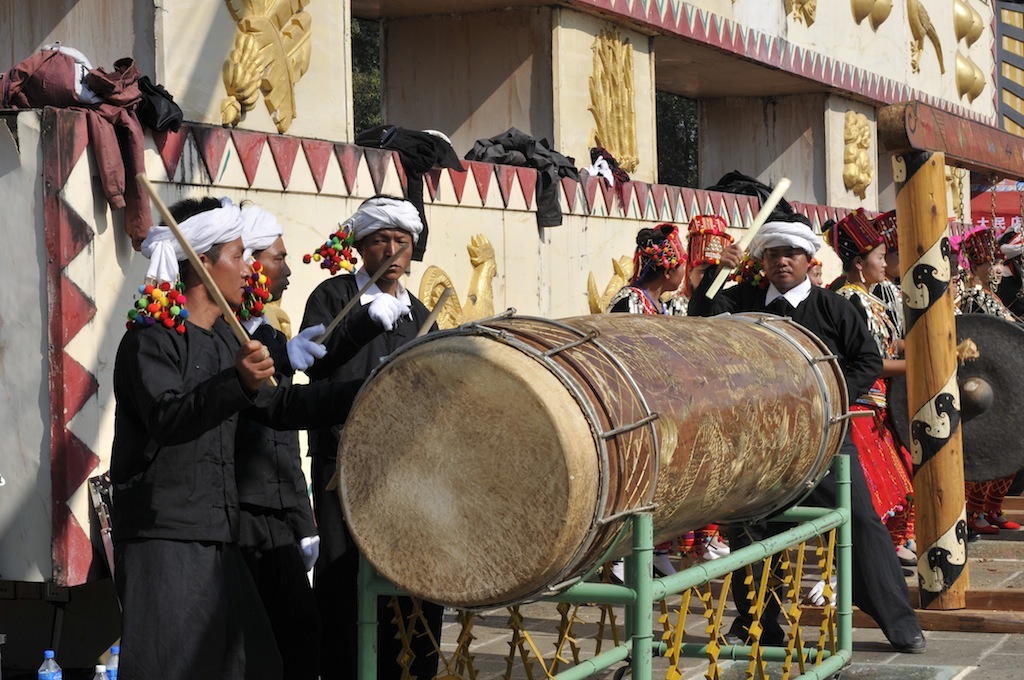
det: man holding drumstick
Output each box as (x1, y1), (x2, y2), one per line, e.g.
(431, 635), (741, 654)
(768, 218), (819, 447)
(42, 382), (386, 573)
(301, 195), (441, 680)
(689, 211), (926, 654)
(111, 196), (361, 680)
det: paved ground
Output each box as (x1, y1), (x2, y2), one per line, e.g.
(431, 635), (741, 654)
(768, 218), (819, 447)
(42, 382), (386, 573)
(437, 528), (1024, 679)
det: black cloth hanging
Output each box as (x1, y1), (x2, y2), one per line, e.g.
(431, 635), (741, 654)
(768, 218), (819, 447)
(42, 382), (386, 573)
(463, 127), (580, 228)
(355, 125), (465, 261)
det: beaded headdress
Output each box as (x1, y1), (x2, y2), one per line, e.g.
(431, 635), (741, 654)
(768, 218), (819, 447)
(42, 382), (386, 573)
(960, 226), (1000, 269)
(828, 208), (884, 267)
(686, 215), (733, 267)
(872, 210), (898, 254)
(629, 223), (685, 284)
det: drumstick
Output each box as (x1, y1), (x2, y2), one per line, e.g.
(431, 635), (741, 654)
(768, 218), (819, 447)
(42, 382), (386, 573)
(315, 244), (409, 344)
(416, 287), (454, 338)
(136, 174), (278, 387)
(704, 177), (792, 300)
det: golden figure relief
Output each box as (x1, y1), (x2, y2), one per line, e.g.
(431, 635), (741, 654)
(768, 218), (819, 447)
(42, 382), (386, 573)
(221, 0), (312, 133)
(955, 51), (986, 102)
(907, 0), (945, 74)
(954, 0), (984, 47)
(418, 234), (498, 329)
(587, 256), (634, 314)
(785, 0), (817, 26)
(852, 0), (893, 30)
(843, 111), (873, 200)
(588, 29), (639, 173)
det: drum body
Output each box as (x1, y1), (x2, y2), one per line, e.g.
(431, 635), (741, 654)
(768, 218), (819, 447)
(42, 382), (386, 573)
(338, 313), (848, 609)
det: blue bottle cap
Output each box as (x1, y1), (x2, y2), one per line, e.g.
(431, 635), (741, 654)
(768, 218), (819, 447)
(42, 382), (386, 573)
(44, 650), (55, 659)
(111, 645), (120, 654)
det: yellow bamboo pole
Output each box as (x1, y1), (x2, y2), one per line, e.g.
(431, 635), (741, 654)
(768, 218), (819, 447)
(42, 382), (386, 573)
(894, 151), (968, 609)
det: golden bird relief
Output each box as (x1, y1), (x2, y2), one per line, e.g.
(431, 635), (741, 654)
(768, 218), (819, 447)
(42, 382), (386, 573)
(842, 111), (873, 200)
(221, 0), (312, 134)
(785, 0), (817, 26)
(907, 0), (945, 74)
(418, 235), (498, 329)
(852, 0), (893, 30)
(588, 29), (639, 173)
(587, 255), (634, 314)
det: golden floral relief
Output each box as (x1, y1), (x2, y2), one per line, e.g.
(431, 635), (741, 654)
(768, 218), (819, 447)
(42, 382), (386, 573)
(843, 111), (873, 200)
(418, 234), (498, 328)
(589, 29), (639, 173)
(785, 0), (817, 26)
(221, 0), (312, 133)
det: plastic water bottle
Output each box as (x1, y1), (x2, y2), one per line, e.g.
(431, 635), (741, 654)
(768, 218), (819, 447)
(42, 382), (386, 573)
(92, 666), (106, 680)
(106, 646), (119, 680)
(37, 649), (63, 680)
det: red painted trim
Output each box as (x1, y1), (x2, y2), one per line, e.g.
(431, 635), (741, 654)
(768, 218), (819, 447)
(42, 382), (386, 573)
(267, 135), (300, 189)
(41, 108), (99, 586)
(302, 139), (334, 192)
(334, 143), (364, 196)
(231, 130), (267, 187)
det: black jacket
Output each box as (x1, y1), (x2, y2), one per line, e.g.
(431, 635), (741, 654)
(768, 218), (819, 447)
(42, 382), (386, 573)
(110, 318), (359, 543)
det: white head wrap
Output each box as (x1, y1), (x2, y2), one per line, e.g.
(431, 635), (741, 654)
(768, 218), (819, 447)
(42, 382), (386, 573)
(240, 204), (284, 263)
(1000, 230), (1023, 260)
(749, 219), (823, 259)
(140, 197), (244, 283)
(344, 197), (423, 244)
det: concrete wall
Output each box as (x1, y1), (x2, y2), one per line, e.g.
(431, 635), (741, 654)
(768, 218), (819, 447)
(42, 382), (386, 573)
(0, 114), (51, 584)
(552, 8), (657, 184)
(383, 8), (554, 157)
(699, 94), (827, 205)
(0, 0), (153, 76)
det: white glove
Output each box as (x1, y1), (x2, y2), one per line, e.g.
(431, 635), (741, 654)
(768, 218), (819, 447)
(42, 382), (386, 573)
(287, 324), (327, 371)
(367, 294), (411, 331)
(299, 535), (320, 572)
(807, 577), (837, 606)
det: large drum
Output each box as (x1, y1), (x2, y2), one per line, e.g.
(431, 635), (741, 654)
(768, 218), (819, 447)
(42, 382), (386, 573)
(338, 313), (849, 609)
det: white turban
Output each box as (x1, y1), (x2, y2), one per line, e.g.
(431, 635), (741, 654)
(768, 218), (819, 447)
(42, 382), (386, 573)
(344, 197), (423, 244)
(1000, 230), (1023, 260)
(749, 219), (823, 259)
(240, 204), (284, 263)
(140, 197), (244, 283)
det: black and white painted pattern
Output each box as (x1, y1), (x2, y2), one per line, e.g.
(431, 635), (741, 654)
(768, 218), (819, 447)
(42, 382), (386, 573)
(909, 373), (961, 467)
(919, 509), (968, 608)
(902, 234), (951, 334)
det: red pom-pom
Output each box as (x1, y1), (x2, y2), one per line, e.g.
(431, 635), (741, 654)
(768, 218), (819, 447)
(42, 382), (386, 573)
(144, 285), (155, 295)
(252, 261), (262, 272)
(177, 295), (187, 305)
(253, 301), (264, 313)
(162, 317), (174, 328)
(303, 254), (312, 264)
(147, 302), (160, 314)
(160, 281), (171, 292)
(175, 323), (186, 334)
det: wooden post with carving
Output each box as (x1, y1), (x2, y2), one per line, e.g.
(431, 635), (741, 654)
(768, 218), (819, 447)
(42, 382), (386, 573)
(892, 149), (968, 609)
(879, 100), (1024, 614)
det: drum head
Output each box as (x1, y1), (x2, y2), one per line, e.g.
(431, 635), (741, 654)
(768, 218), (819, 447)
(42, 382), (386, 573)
(338, 334), (600, 608)
(889, 314), (1024, 482)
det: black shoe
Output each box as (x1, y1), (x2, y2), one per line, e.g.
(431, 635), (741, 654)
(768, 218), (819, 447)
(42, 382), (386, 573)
(894, 633), (927, 654)
(901, 567), (914, 578)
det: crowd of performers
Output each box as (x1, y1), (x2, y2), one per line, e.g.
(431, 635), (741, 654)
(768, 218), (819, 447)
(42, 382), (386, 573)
(108, 189), (1022, 679)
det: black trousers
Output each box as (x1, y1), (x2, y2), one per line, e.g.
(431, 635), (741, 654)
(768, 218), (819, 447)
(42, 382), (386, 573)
(115, 538), (283, 680)
(312, 456), (444, 680)
(239, 508), (321, 680)
(728, 436), (922, 648)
